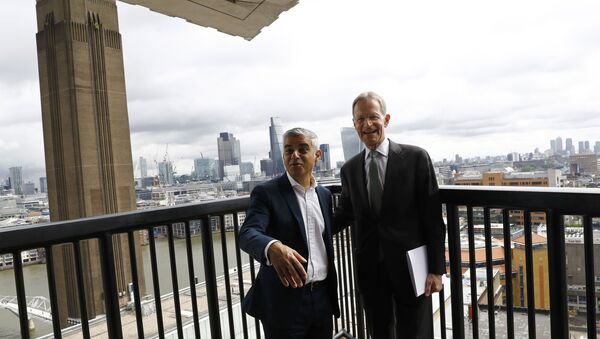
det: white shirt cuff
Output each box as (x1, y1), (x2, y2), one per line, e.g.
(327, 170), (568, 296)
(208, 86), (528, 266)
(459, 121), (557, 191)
(264, 240), (280, 266)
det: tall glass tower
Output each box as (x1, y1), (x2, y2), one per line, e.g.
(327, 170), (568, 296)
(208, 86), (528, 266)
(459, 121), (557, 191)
(269, 117), (285, 175)
(341, 127), (364, 161)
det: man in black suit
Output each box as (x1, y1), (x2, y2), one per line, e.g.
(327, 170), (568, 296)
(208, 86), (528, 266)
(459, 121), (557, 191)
(238, 127), (340, 339)
(334, 92), (446, 338)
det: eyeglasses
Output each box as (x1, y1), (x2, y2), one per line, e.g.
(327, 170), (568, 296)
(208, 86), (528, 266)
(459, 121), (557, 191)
(353, 114), (383, 125)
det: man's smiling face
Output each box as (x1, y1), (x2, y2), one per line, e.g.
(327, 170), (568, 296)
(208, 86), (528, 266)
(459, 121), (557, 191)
(353, 98), (390, 150)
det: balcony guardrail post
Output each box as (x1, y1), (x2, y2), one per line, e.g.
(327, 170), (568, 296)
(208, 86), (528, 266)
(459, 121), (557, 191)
(167, 223), (184, 339)
(219, 214), (236, 338)
(45, 245), (63, 339)
(483, 207), (496, 338)
(73, 241), (91, 338)
(147, 226), (165, 338)
(467, 206), (479, 338)
(127, 231), (145, 339)
(201, 215), (223, 339)
(546, 209), (568, 338)
(233, 213), (249, 339)
(184, 221), (202, 338)
(523, 211), (536, 339)
(14, 250), (30, 339)
(446, 203), (465, 338)
(583, 215), (597, 339)
(99, 232), (123, 339)
(502, 209), (515, 339)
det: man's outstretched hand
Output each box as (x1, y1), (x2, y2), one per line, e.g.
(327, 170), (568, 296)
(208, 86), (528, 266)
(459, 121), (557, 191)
(267, 241), (307, 288)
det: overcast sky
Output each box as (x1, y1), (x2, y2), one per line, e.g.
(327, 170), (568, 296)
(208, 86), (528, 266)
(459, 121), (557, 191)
(1, 0), (600, 182)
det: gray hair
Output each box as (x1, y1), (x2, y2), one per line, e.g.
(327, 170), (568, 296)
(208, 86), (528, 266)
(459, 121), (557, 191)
(283, 127), (319, 149)
(352, 91), (387, 116)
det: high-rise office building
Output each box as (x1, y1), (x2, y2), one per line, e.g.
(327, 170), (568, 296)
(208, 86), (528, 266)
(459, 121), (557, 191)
(22, 182), (36, 195)
(319, 144), (331, 171)
(240, 162), (255, 177)
(8, 167), (23, 195)
(578, 141), (585, 154)
(555, 137), (563, 154)
(139, 156), (148, 178)
(35, 0), (143, 325)
(260, 158), (275, 177)
(585, 141), (590, 152)
(39, 177), (47, 194)
(194, 158), (218, 181)
(595, 141), (600, 154)
(158, 161), (175, 185)
(218, 132), (241, 179)
(566, 138), (574, 155)
(341, 127), (364, 161)
(550, 140), (556, 154)
(269, 117), (285, 175)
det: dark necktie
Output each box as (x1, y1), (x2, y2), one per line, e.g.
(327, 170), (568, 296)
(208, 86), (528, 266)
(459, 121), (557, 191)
(369, 150), (383, 216)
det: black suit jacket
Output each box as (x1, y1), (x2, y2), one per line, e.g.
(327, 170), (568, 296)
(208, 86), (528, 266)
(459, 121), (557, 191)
(334, 140), (446, 299)
(238, 174), (340, 326)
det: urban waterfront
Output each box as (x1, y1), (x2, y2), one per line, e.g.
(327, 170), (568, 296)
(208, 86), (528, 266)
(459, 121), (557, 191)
(0, 231), (246, 338)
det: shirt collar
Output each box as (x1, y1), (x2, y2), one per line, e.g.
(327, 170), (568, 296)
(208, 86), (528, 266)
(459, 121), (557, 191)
(286, 172), (317, 190)
(364, 138), (390, 160)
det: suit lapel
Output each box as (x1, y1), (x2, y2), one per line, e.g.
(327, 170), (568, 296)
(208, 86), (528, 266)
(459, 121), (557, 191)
(382, 141), (406, 213)
(278, 175), (308, 245)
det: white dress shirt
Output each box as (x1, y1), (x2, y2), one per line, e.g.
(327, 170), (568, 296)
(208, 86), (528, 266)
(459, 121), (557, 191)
(364, 138), (389, 195)
(264, 173), (328, 283)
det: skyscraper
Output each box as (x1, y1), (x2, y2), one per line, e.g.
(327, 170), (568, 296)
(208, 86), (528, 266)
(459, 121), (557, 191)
(35, 0), (143, 325)
(194, 158), (218, 181)
(595, 141), (600, 155)
(550, 140), (556, 154)
(39, 177), (48, 194)
(585, 141), (590, 152)
(158, 161), (175, 185)
(555, 137), (563, 154)
(565, 138), (574, 155)
(218, 132), (241, 179)
(260, 158), (275, 177)
(319, 144), (331, 171)
(579, 141), (585, 154)
(8, 167), (23, 195)
(269, 117), (285, 175)
(139, 156), (148, 178)
(341, 127), (364, 161)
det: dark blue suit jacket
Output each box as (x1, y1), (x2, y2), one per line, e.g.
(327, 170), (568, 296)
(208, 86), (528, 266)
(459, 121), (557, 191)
(238, 174), (340, 327)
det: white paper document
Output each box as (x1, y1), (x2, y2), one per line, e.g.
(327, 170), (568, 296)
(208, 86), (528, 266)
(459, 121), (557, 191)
(406, 245), (428, 297)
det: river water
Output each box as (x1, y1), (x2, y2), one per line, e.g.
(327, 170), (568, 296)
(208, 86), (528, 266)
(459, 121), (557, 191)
(0, 231), (247, 338)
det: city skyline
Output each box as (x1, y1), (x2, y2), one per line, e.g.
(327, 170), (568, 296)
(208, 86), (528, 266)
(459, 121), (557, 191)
(2, 1), (600, 181)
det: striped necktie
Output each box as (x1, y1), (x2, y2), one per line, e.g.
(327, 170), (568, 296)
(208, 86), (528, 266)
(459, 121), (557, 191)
(369, 150), (383, 216)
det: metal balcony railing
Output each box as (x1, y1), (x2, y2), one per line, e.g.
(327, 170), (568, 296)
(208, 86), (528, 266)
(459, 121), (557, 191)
(0, 185), (598, 338)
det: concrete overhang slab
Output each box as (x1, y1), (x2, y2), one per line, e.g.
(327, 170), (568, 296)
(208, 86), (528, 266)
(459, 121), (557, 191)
(119, 0), (299, 40)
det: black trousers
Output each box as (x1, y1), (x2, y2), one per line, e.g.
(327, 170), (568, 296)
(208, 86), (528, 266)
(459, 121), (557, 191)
(361, 262), (433, 339)
(261, 281), (333, 339)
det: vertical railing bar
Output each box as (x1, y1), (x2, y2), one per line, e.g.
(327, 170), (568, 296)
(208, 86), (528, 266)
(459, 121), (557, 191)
(167, 223), (184, 339)
(127, 231), (145, 339)
(334, 232), (343, 333)
(583, 215), (597, 339)
(345, 227), (357, 336)
(201, 215), (223, 339)
(523, 211), (536, 339)
(148, 226), (165, 338)
(339, 229), (350, 330)
(446, 203), (465, 338)
(349, 221), (367, 339)
(502, 209), (515, 339)
(73, 241), (90, 338)
(45, 246), (62, 339)
(13, 251), (31, 339)
(467, 206), (479, 339)
(184, 221), (201, 339)
(99, 233), (123, 339)
(439, 287), (447, 339)
(341, 229), (351, 331)
(219, 215), (236, 338)
(233, 213), (249, 339)
(483, 207), (496, 338)
(546, 209), (568, 339)
(249, 256), (261, 339)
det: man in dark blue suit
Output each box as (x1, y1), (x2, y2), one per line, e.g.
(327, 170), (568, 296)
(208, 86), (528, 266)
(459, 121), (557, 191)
(238, 127), (340, 339)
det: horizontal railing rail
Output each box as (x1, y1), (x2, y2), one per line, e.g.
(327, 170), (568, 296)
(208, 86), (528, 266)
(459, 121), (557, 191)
(1, 185), (599, 338)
